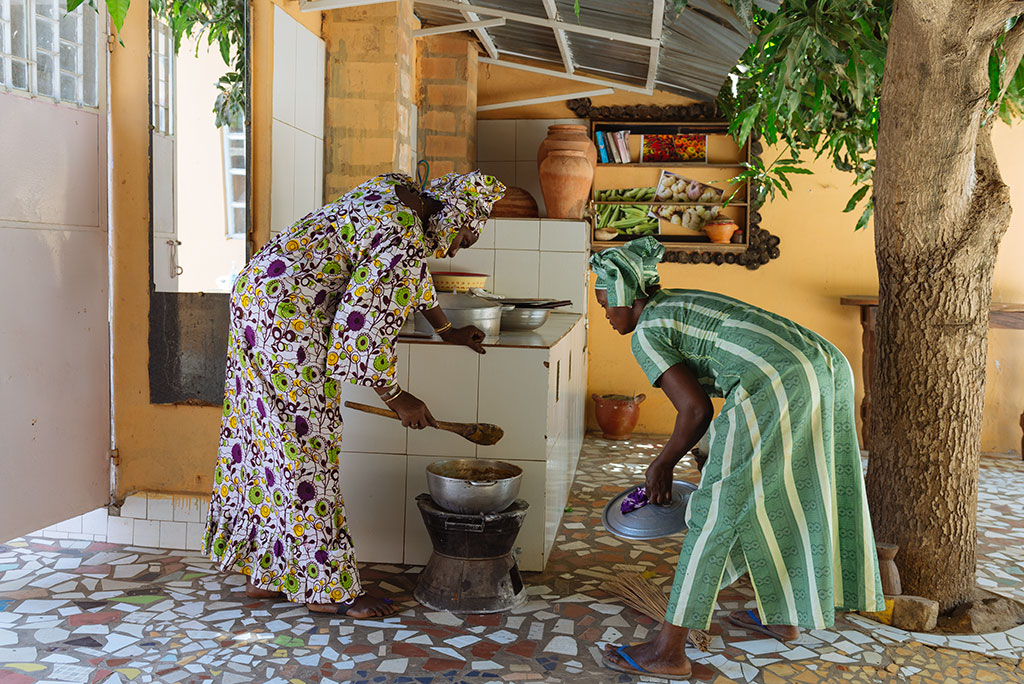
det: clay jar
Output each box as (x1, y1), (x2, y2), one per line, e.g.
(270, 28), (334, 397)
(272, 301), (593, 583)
(593, 393), (646, 441)
(704, 218), (739, 244)
(876, 543), (902, 596)
(490, 186), (539, 218)
(537, 124), (598, 170)
(540, 150), (593, 219)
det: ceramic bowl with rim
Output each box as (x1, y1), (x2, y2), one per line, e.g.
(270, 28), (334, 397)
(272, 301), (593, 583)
(431, 271), (489, 293)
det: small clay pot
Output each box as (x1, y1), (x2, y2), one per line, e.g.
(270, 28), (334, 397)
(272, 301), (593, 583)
(539, 150), (593, 219)
(704, 218), (739, 244)
(491, 186), (539, 218)
(876, 542), (902, 596)
(593, 393), (646, 441)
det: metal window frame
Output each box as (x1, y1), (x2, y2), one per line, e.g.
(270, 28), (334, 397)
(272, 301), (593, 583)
(222, 119), (247, 238)
(0, 0), (101, 107)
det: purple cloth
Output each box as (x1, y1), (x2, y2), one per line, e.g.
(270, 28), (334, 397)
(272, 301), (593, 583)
(620, 486), (650, 514)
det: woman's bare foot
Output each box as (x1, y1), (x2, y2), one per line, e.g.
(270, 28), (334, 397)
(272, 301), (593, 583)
(307, 593), (397, 619)
(245, 579), (284, 599)
(602, 622), (692, 677)
(727, 609), (799, 641)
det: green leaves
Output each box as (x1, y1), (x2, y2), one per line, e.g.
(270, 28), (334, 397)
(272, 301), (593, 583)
(843, 184), (870, 213)
(717, 0), (890, 231)
(106, 0), (131, 36)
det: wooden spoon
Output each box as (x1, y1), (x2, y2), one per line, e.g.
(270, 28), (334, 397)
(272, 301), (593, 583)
(344, 401), (505, 446)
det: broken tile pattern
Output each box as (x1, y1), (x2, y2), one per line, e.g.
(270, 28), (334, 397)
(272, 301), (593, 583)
(0, 438), (1020, 683)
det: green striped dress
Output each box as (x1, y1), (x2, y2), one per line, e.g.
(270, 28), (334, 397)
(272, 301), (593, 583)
(631, 289), (884, 629)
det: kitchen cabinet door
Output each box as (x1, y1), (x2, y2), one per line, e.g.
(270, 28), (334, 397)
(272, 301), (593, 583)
(404, 454), (438, 566)
(407, 345), (479, 458)
(338, 452), (407, 564)
(339, 345), (409, 454)
(477, 347), (549, 462)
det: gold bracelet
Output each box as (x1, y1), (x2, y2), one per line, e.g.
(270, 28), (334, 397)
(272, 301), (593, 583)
(433, 321), (453, 335)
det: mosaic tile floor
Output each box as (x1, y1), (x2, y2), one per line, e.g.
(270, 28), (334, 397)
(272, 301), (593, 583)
(1, 437), (1022, 684)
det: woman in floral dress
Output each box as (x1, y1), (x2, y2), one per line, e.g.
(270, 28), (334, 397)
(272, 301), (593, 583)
(203, 171), (505, 618)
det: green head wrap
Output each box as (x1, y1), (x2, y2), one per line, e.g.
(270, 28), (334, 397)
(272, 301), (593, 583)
(589, 236), (665, 307)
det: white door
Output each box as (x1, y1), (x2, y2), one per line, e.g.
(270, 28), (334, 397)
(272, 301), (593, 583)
(0, 0), (111, 541)
(150, 17), (180, 292)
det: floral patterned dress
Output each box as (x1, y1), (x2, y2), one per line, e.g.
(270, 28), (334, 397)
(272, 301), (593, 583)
(202, 172), (503, 604)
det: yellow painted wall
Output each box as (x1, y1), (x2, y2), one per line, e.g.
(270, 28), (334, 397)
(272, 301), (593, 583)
(478, 63), (1023, 455)
(112, 0), (321, 498)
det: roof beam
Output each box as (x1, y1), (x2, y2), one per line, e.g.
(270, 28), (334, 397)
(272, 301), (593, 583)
(416, 0), (659, 47)
(298, 0), (393, 12)
(413, 17), (505, 37)
(449, 0), (499, 59)
(478, 88), (614, 112)
(540, 0), (574, 75)
(646, 0), (665, 90)
(480, 56), (654, 95)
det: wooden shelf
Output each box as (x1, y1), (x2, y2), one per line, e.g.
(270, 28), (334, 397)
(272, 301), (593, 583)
(594, 200), (747, 207)
(596, 162), (746, 168)
(592, 240), (746, 253)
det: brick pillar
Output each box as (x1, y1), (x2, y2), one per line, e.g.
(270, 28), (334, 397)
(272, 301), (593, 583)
(322, 0), (417, 198)
(416, 34), (478, 177)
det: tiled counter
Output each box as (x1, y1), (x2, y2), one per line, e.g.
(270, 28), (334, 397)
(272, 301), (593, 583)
(339, 313), (588, 572)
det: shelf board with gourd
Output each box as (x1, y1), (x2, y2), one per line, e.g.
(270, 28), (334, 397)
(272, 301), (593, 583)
(590, 120), (751, 256)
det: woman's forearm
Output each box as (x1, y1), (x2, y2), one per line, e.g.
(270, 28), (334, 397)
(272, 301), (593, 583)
(421, 306), (451, 332)
(657, 408), (711, 466)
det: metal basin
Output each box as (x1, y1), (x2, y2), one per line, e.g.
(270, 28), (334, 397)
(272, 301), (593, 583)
(414, 292), (505, 337)
(500, 307), (550, 331)
(426, 459), (523, 514)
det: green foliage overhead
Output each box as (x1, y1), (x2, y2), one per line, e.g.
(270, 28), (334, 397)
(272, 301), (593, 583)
(152, 0), (245, 127)
(583, 0), (1024, 230)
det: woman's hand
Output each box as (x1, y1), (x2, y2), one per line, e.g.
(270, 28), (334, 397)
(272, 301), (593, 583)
(440, 325), (486, 354)
(645, 456), (676, 505)
(387, 392), (438, 430)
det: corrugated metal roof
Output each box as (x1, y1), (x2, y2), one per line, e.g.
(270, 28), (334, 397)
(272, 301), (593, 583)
(414, 0), (777, 100)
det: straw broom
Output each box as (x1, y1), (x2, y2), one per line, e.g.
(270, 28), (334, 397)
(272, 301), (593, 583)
(602, 573), (712, 651)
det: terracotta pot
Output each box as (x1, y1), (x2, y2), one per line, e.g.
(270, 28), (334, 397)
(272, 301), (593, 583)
(537, 124), (598, 171)
(539, 150), (594, 219)
(704, 218), (739, 244)
(592, 393), (646, 440)
(490, 186), (539, 218)
(876, 543), (902, 596)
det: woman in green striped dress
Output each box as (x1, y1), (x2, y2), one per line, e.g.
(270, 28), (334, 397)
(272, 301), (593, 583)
(593, 238), (884, 678)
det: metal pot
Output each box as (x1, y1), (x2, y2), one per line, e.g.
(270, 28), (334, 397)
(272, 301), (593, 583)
(414, 292), (506, 338)
(500, 306), (550, 331)
(426, 459), (523, 514)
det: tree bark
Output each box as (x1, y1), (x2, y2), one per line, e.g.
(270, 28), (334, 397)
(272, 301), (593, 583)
(867, 0), (1019, 610)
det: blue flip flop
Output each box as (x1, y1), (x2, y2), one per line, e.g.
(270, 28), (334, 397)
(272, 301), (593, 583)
(601, 645), (650, 675)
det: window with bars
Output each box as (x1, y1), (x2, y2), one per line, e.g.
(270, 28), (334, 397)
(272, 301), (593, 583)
(0, 0), (100, 107)
(222, 116), (246, 237)
(150, 17), (173, 135)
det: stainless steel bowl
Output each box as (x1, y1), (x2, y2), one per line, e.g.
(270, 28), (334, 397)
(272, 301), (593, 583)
(414, 292), (504, 337)
(426, 459), (523, 514)
(500, 307), (550, 331)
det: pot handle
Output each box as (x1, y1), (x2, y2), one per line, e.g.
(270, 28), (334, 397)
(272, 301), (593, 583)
(635, 393), (647, 404)
(445, 520), (484, 532)
(468, 480), (496, 487)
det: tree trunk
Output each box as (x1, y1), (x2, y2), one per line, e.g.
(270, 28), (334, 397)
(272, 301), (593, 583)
(867, 0), (1019, 610)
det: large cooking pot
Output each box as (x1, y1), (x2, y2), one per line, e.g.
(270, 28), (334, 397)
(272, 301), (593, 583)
(426, 459), (523, 514)
(414, 292), (507, 338)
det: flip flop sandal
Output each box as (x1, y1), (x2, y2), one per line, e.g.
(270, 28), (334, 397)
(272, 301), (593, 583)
(727, 609), (794, 642)
(307, 597), (396, 619)
(601, 646), (651, 676)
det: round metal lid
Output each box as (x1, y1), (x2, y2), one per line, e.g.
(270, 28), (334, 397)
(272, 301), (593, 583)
(601, 481), (698, 540)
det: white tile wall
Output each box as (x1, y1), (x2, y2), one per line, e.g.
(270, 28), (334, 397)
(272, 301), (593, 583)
(406, 345), (480, 459)
(494, 219), (540, 250)
(475, 118), (586, 217)
(492, 250), (540, 298)
(540, 251), (589, 314)
(339, 345), (410, 454)
(449, 248), (495, 283)
(540, 218), (590, 253)
(271, 6), (325, 235)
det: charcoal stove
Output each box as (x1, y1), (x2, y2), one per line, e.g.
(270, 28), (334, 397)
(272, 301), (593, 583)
(414, 493), (528, 614)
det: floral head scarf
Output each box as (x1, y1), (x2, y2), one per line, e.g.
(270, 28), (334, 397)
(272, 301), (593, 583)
(423, 171), (506, 258)
(589, 236), (665, 307)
